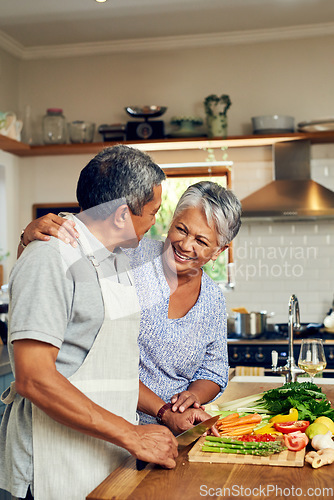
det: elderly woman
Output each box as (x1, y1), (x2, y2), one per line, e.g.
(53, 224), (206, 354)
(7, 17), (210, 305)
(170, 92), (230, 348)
(19, 181), (242, 423)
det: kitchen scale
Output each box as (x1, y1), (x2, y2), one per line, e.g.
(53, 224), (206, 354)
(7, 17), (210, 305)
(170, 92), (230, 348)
(125, 106), (167, 140)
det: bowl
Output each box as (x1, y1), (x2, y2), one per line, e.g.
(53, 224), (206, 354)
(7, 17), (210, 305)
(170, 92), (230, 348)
(69, 121), (95, 143)
(251, 115), (294, 134)
(125, 106), (167, 119)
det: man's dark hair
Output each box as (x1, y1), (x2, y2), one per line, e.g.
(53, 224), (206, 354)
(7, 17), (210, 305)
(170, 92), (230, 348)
(76, 145), (165, 218)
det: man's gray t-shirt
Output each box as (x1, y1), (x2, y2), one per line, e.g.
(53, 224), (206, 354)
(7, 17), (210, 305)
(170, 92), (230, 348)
(0, 220), (132, 498)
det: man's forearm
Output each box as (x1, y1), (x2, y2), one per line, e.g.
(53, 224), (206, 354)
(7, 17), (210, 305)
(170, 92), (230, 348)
(14, 340), (136, 452)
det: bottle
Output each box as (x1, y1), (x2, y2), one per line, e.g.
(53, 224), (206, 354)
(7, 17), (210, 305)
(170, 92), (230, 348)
(22, 105), (34, 144)
(42, 108), (66, 144)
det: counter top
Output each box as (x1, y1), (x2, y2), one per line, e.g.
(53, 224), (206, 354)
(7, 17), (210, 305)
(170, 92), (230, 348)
(0, 345), (11, 377)
(87, 379), (334, 500)
(227, 337), (334, 345)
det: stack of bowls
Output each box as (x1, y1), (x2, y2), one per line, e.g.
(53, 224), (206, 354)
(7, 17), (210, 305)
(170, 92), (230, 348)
(69, 121), (95, 143)
(251, 115), (294, 134)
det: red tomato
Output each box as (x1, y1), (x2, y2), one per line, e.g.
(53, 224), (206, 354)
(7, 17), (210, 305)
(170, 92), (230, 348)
(239, 434), (276, 442)
(274, 420), (310, 434)
(283, 431), (309, 451)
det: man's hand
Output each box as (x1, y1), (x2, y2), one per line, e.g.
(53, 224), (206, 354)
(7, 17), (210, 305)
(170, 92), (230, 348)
(127, 424), (178, 469)
(13, 339), (179, 463)
(23, 213), (79, 247)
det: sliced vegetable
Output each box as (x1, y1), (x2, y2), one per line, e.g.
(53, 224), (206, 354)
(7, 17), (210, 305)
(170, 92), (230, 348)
(220, 413), (262, 427)
(217, 413), (261, 430)
(283, 431), (308, 451)
(274, 421), (310, 434)
(269, 408), (298, 424)
(238, 434), (277, 442)
(218, 382), (334, 422)
(217, 413), (262, 437)
(218, 412), (240, 422)
(254, 423), (283, 436)
(220, 424), (256, 436)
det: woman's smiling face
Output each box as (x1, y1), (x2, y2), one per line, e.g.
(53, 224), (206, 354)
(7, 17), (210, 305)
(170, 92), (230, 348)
(164, 206), (226, 276)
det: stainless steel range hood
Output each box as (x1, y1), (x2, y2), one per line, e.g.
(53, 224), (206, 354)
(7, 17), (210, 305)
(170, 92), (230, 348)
(241, 140), (334, 221)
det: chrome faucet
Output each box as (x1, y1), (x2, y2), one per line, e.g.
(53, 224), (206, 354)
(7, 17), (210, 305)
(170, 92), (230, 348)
(271, 294), (305, 383)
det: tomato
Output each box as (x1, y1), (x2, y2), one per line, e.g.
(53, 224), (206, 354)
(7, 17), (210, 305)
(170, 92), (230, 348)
(238, 434), (277, 442)
(274, 420), (310, 434)
(283, 431), (309, 451)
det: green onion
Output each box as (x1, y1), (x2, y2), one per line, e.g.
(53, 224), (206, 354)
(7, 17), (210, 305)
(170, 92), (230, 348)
(217, 393), (272, 414)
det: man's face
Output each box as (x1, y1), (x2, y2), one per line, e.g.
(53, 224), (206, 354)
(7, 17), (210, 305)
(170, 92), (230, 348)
(129, 184), (162, 242)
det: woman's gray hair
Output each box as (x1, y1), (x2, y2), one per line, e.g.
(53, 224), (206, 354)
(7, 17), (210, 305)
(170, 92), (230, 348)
(173, 181), (242, 247)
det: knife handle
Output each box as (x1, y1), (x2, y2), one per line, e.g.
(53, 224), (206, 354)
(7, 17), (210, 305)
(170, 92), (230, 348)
(136, 459), (149, 470)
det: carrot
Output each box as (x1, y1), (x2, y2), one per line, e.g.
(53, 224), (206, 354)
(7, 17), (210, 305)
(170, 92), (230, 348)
(226, 428), (254, 436)
(219, 414), (262, 429)
(228, 428), (254, 436)
(220, 425), (257, 432)
(220, 424), (257, 436)
(217, 412), (240, 424)
(221, 423), (258, 432)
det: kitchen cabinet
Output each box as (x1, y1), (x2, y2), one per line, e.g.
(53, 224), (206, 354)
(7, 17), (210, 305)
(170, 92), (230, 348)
(1, 131), (334, 157)
(87, 379), (334, 500)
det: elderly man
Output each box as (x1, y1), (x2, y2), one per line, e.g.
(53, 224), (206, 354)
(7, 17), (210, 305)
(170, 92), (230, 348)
(0, 145), (209, 500)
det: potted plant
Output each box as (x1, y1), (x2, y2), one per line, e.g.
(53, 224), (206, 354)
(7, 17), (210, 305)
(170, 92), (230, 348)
(204, 94), (232, 138)
(170, 116), (204, 137)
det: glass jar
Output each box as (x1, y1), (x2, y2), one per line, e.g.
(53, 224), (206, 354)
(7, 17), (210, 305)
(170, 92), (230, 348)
(42, 108), (66, 144)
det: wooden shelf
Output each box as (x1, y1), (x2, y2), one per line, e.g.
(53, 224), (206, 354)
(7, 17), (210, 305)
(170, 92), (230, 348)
(0, 135), (31, 155)
(1, 130), (334, 157)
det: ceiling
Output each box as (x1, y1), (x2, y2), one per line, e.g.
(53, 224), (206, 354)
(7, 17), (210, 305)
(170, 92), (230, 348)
(1, 0), (334, 49)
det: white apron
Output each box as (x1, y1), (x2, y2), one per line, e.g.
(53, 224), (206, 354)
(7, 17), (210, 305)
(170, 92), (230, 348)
(31, 216), (141, 500)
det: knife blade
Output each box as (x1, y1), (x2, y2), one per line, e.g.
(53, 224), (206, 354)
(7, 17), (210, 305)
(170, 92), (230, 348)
(136, 414), (221, 470)
(176, 414), (221, 447)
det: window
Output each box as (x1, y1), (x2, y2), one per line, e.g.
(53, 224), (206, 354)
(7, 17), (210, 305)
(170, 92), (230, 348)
(148, 162), (233, 286)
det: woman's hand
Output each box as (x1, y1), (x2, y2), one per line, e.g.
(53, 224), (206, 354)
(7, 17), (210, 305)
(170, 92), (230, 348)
(22, 213), (79, 247)
(163, 407), (220, 437)
(170, 391), (204, 413)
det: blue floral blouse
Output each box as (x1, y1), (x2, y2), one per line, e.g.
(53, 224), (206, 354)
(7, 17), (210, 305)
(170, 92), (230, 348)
(126, 238), (229, 425)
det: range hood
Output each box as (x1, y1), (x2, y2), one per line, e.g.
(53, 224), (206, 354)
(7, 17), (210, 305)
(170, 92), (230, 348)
(241, 140), (334, 221)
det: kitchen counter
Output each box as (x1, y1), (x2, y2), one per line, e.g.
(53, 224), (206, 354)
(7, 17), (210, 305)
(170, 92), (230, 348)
(87, 379), (334, 500)
(0, 345), (11, 377)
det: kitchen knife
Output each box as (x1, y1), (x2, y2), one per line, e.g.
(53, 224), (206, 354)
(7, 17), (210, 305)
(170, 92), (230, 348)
(136, 414), (221, 470)
(176, 414), (221, 447)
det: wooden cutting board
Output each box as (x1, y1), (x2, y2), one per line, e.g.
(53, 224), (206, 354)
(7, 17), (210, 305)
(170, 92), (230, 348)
(188, 437), (305, 467)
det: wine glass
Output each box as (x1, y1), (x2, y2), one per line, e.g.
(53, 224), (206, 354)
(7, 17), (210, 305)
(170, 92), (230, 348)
(298, 338), (327, 383)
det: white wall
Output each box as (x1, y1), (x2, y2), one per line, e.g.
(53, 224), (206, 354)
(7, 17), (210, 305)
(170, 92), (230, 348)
(0, 150), (21, 279)
(226, 143), (334, 323)
(0, 48), (20, 114)
(12, 142), (334, 323)
(1, 32), (334, 321)
(17, 34), (334, 141)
